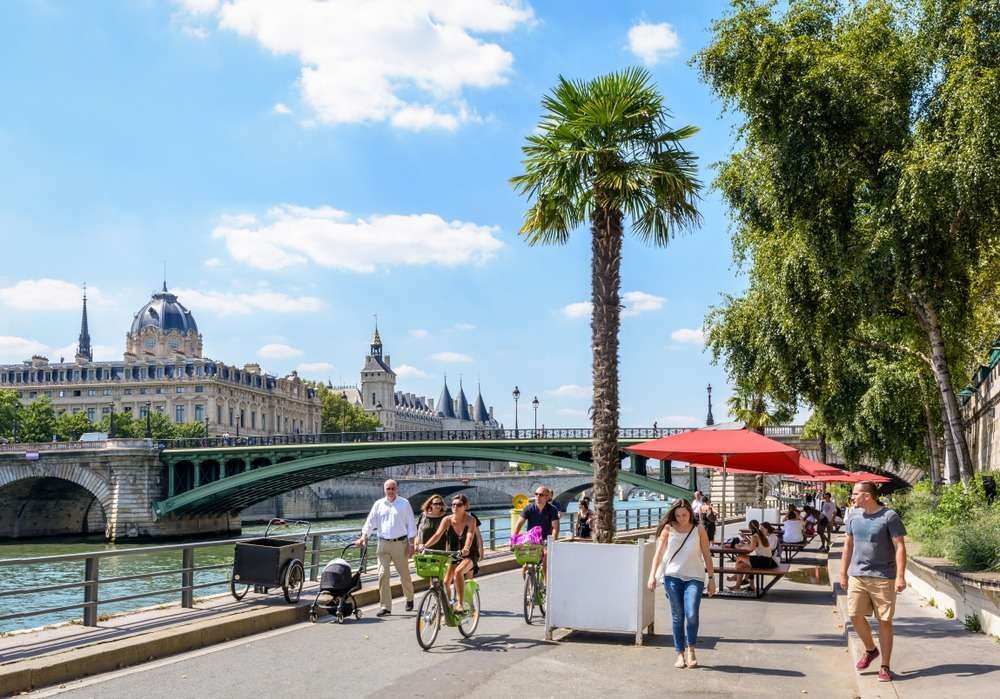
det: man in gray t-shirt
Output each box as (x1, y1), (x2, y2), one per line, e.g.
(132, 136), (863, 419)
(838, 482), (907, 683)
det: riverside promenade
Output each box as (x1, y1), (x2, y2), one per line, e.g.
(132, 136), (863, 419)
(4, 533), (998, 698)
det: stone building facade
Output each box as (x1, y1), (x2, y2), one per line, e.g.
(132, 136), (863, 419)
(0, 284), (321, 437)
(959, 335), (1000, 476)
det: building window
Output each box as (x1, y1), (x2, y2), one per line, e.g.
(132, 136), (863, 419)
(87, 389), (97, 397)
(262, 413), (267, 430)
(139, 388), (147, 395)
(124, 388), (132, 395)
(103, 388), (113, 396)
(195, 404), (205, 422)
(86, 408), (96, 421)
(229, 407), (234, 426)
(240, 410), (245, 428)
(73, 389), (81, 397)
(176, 387), (184, 394)
(195, 385), (204, 393)
(102, 407), (111, 415)
(58, 390), (65, 398)
(175, 405), (185, 423)
(251, 411), (256, 429)
(28, 391), (37, 398)
(217, 405), (222, 423)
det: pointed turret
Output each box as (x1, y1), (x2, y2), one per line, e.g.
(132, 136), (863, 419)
(473, 384), (490, 423)
(75, 284), (92, 363)
(370, 322), (383, 359)
(437, 376), (456, 418)
(456, 378), (471, 421)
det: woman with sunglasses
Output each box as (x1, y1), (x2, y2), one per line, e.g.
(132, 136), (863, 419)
(416, 494), (447, 550)
(420, 494), (480, 613)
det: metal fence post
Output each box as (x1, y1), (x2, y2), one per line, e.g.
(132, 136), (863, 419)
(181, 547), (194, 608)
(310, 534), (321, 581)
(489, 518), (496, 551)
(83, 556), (99, 626)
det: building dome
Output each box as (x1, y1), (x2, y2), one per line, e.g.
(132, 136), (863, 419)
(130, 284), (198, 335)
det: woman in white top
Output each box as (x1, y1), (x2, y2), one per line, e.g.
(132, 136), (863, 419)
(783, 506), (805, 544)
(647, 499), (716, 669)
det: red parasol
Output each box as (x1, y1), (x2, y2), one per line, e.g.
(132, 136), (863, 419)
(852, 471), (893, 484)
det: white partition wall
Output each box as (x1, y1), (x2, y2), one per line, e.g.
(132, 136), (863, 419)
(544, 539), (655, 645)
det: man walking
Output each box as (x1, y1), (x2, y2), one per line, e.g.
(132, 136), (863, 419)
(357, 479), (416, 617)
(818, 492), (837, 552)
(838, 481), (907, 683)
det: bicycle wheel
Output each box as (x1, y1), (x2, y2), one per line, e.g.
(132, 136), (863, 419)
(536, 571), (546, 616)
(523, 569), (538, 624)
(230, 566), (251, 600)
(282, 560), (305, 603)
(458, 589), (480, 638)
(415, 589), (442, 650)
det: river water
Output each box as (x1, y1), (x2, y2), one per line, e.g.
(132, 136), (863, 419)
(0, 498), (668, 632)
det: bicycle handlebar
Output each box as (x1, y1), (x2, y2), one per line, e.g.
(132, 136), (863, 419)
(419, 548), (466, 561)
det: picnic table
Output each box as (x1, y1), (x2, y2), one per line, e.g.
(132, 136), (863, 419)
(710, 545), (789, 598)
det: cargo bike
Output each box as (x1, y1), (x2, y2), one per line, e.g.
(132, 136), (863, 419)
(230, 518), (310, 603)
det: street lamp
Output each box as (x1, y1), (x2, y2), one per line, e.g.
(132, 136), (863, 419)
(204, 416), (210, 438)
(144, 402), (152, 439)
(512, 385), (520, 438)
(532, 396), (539, 435)
(108, 404), (115, 439)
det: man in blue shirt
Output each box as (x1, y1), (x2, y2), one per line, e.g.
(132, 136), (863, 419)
(513, 486), (561, 542)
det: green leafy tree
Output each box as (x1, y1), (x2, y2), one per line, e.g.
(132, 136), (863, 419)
(697, 0), (1000, 482)
(18, 396), (56, 443)
(0, 389), (20, 440)
(174, 422), (209, 438)
(54, 411), (94, 441)
(321, 391), (380, 433)
(511, 67), (701, 541)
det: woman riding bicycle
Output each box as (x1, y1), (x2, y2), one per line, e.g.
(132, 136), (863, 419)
(419, 493), (480, 612)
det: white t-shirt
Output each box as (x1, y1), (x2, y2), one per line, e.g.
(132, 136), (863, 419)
(767, 533), (780, 563)
(662, 525), (705, 582)
(783, 518), (804, 543)
(820, 500), (837, 521)
(692, 499), (703, 514)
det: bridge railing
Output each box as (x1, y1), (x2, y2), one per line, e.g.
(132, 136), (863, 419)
(0, 505), (670, 633)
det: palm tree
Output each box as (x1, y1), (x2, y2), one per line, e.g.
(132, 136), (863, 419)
(511, 68), (701, 542)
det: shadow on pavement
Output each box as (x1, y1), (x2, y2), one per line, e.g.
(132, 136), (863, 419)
(706, 664), (806, 677)
(894, 663), (1000, 681)
(720, 634), (844, 648)
(424, 632), (555, 654)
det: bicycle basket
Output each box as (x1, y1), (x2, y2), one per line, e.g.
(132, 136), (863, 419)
(414, 553), (450, 579)
(512, 543), (543, 565)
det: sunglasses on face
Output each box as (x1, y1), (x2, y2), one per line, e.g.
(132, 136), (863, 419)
(451, 502), (465, 508)
(535, 492), (547, 497)
(430, 502), (444, 507)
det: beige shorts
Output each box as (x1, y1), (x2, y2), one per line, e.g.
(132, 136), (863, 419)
(847, 576), (897, 621)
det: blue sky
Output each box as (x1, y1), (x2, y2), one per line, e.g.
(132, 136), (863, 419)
(0, 0), (754, 430)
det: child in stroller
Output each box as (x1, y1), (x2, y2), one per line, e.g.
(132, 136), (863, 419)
(309, 542), (368, 623)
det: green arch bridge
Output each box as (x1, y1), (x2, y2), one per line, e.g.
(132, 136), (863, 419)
(153, 427), (737, 517)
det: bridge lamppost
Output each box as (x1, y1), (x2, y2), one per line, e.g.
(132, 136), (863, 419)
(144, 402), (152, 439)
(108, 404), (115, 439)
(512, 385), (520, 438)
(532, 396), (539, 436)
(204, 416), (209, 439)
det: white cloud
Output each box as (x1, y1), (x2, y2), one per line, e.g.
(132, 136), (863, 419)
(203, 257), (222, 268)
(409, 329), (430, 340)
(0, 279), (110, 312)
(545, 384), (590, 399)
(561, 301), (592, 319)
(272, 102), (292, 115)
(561, 291), (664, 319)
(396, 364), (429, 380)
(212, 204), (503, 273)
(172, 288), (324, 315)
(0, 337), (117, 363)
(627, 21), (680, 65)
(670, 328), (705, 345)
(622, 290), (665, 317)
(430, 352), (473, 364)
(296, 361), (333, 375)
(174, 0), (533, 130)
(656, 415), (701, 427)
(258, 343), (304, 359)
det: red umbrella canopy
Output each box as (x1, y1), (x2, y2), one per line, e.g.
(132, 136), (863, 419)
(625, 428), (801, 475)
(782, 457), (850, 482)
(852, 471), (893, 484)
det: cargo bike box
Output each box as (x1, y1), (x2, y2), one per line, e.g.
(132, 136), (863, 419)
(230, 519), (310, 603)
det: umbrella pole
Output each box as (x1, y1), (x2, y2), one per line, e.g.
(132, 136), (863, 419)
(719, 454), (728, 593)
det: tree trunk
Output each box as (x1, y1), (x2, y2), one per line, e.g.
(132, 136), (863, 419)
(922, 400), (941, 488)
(819, 432), (828, 465)
(939, 399), (959, 484)
(909, 292), (974, 483)
(589, 203), (623, 543)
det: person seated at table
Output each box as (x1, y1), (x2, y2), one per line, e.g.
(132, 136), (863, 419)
(783, 507), (805, 544)
(729, 520), (777, 591)
(802, 506), (818, 539)
(761, 522), (781, 563)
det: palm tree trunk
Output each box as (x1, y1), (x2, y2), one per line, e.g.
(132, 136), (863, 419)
(590, 202), (623, 543)
(908, 291), (974, 483)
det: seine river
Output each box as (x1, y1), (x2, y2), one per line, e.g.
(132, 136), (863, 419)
(0, 498), (668, 632)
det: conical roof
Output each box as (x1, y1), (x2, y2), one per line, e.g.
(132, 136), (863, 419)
(473, 386), (489, 423)
(437, 377), (456, 418)
(456, 380), (471, 421)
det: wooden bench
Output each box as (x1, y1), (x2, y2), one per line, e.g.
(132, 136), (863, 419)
(720, 563), (790, 598)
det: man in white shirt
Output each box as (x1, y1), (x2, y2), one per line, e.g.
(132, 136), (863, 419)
(356, 479), (417, 616)
(692, 490), (704, 516)
(818, 492), (837, 552)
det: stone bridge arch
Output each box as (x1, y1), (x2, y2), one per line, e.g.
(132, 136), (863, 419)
(0, 463), (112, 538)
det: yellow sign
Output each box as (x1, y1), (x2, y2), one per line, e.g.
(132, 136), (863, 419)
(512, 493), (529, 511)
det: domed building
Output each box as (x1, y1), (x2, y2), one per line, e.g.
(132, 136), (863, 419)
(0, 283), (320, 436)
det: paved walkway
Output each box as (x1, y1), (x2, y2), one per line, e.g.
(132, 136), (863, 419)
(829, 537), (1000, 698)
(38, 560), (857, 698)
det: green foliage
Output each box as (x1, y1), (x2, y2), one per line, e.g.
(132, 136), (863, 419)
(928, 597), (937, 608)
(54, 411), (94, 441)
(945, 608), (956, 619)
(320, 391), (380, 433)
(964, 614), (983, 633)
(0, 389), (19, 439)
(18, 396), (56, 442)
(949, 513), (1000, 572)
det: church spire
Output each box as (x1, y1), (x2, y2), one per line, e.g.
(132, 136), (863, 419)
(76, 284), (92, 363)
(370, 315), (382, 358)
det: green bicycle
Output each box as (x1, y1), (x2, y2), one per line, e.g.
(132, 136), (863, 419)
(413, 550), (481, 650)
(513, 543), (545, 624)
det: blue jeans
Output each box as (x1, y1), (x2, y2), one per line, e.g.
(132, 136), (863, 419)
(663, 576), (704, 653)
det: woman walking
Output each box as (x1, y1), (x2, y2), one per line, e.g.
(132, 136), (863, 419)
(647, 499), (716, 669)
(700, 496), (717, 543)
(575, 497), (594, 540)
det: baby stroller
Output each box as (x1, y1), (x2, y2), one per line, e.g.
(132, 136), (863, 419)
(309, 542), (367, 623)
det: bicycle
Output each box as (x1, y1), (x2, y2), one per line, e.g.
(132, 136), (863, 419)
(512, 543), (545, 624)
(412, 549), (481, 650)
